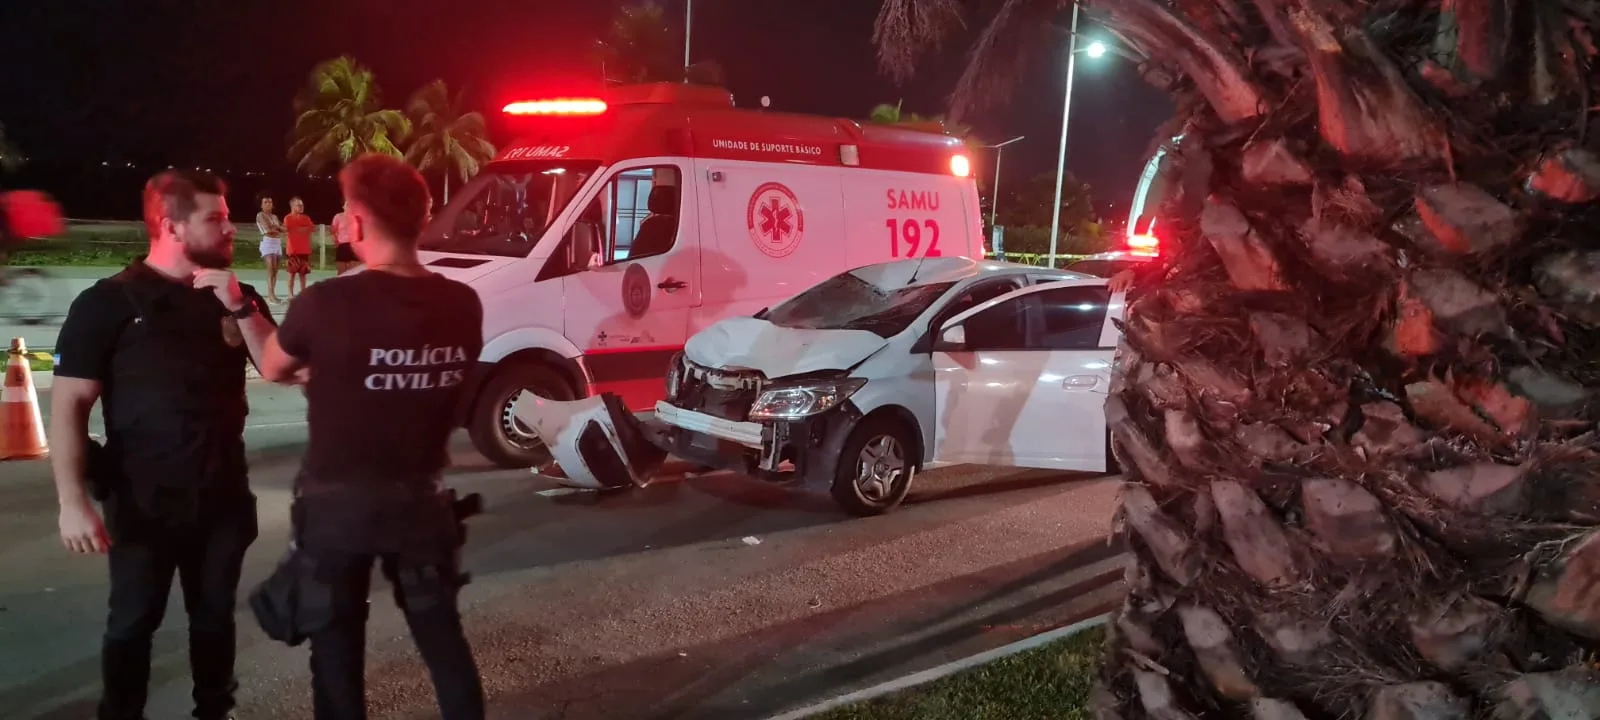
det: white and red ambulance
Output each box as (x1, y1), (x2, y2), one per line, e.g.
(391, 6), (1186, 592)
(413, 83), (984, 468)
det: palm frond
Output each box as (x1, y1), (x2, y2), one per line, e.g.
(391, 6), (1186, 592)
(873, 0), (967, 82)
(945, 0), (1068, 122)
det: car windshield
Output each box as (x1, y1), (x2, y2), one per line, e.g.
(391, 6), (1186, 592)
(765, 272), (956, 338)
(418, 161), (600, 258)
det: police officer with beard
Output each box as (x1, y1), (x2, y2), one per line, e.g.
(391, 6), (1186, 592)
(50, 170), (276, 720)
(258, 155), (485, 720)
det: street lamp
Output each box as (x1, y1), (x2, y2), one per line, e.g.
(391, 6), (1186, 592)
(1046, 4), (1121, 266)
(684, 0), (694, 79)
(986, 136), (1025, 230)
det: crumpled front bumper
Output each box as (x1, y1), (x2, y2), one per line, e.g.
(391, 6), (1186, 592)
(511, 392), (860, 490)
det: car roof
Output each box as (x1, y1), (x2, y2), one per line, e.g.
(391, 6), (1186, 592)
(846, 257), (1090, 289)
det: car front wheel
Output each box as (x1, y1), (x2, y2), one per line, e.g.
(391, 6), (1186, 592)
(830, 414), (918, 517)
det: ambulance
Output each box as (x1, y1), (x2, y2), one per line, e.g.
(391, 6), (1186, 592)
(413, 83), (984, 468)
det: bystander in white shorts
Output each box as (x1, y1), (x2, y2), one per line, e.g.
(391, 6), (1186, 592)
(259, 238), (283, 258)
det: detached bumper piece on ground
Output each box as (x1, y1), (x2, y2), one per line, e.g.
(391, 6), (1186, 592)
(512, 391), (667, 490)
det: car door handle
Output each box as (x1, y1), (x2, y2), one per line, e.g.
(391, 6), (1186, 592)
(657, 278), (688, 291)
(1062, 375), (1099, 389)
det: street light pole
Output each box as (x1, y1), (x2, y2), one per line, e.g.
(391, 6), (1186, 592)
(1047, 0), (1082, 267)
(684, 0), (694, 80)
(986, 136), (1025, 230)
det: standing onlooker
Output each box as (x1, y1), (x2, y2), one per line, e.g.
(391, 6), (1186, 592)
(257, 196), (285, 303)
(51, 170), (276, 720)
(330, 199), (360, 275)
(259, 155), (485, 720)
(284, 196), (315, 299)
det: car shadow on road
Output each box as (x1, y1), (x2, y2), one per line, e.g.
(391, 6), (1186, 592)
(466, 538), (1126, 720)
(464, 468), (1113, 582)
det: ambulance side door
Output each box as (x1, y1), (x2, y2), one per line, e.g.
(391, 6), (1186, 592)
(697, 161), (847, 331)
(552, 159), (702, 408)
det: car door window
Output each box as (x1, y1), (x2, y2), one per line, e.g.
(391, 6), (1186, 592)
(933, 278), (1023, 330)
(1030, 286), (1111, 350)
(962, 294), (1038, 351)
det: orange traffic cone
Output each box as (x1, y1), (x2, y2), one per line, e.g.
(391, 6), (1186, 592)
(2, 338), (48, 460)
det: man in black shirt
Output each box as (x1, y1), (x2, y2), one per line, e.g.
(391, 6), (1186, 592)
(259, 154), (486, 720)
(50, 170), (277, 720)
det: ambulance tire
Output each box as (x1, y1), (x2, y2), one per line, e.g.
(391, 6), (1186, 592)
(831, 414), (918, 517)
(469, 362), (578, 469)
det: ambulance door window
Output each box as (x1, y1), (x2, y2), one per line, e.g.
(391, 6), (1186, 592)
(607, 166), (681, 264)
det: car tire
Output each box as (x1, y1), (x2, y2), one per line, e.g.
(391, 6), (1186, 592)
(468, 362), (578, 469)
(830, 414), (918, 517)
(1105, 429), (1122, 475)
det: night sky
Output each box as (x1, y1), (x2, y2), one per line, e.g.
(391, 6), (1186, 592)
(0, 0), (1172, 223)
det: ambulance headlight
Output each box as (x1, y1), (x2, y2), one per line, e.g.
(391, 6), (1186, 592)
(749, 378), (866, 421)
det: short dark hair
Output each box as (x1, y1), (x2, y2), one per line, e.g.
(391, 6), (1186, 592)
(143, 170), (227, 238)
(339, 154), (431, 244)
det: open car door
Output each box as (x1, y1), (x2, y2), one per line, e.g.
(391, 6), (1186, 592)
(929, 278), (1124, 472)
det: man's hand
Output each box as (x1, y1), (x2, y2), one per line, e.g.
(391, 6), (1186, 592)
(1108, 269), (1137, 294)
(193, 269), (247, 311)
(60, 499), (109, 554)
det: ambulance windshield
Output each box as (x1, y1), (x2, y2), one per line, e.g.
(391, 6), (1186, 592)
(765, 272), (956, 338)
(418, 161), (600, 258)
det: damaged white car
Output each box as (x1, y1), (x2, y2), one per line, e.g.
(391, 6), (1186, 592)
(515, 257), (1126, 515)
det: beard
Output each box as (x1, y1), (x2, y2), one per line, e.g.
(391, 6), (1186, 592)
(185, 242), (232, 269)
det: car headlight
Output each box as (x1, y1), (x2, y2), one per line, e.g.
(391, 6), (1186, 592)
(749, 378), (866, 421)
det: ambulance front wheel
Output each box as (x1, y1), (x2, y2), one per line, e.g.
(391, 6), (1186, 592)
(469, 363), (578, 469)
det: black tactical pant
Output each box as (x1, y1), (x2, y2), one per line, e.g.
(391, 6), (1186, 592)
(99, 491), (258, 720)
(309, 554), (485, 720)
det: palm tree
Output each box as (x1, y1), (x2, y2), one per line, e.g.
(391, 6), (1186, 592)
(404, 80), (496, 204)
(288, 56), (411, 174)
(593, 1), (722, 85)
(881, 1), (1600, 718)
(0, 124), (24, 172)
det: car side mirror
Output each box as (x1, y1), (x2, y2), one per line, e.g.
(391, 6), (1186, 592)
(939, 324), (966, 348)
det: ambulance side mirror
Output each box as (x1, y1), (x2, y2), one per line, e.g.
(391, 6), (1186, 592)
(568, 221), (599, 271)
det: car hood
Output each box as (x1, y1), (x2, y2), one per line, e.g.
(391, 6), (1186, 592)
(684, 317), (888, 379)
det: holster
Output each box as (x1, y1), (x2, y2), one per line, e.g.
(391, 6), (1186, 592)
(248, 502), (335, 647)
(84, 438), (117, 502)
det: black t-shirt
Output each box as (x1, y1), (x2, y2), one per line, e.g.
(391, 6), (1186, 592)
(54, 260), (271, 503)
(278, 270), (482, 537)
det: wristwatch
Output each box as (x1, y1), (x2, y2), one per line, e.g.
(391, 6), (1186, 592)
(229, 301), (258, 320)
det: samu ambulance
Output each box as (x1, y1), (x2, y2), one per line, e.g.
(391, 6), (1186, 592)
(412, 83), (983, 468)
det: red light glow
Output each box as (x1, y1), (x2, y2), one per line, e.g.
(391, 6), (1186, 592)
(503, 99), (608, 116)
(950, 154), (971, 177)
(1126, 233), (1159, 251)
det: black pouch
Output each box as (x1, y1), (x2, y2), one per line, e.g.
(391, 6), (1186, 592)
(84, 438), (115, 502)
(248, 502), (335, 646)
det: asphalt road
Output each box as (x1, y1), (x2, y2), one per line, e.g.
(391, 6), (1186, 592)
(1, 381), (1125, 720)
(0, 266), (338, 351)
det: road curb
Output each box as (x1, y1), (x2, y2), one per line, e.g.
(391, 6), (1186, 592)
(762, 611), (1112, 720)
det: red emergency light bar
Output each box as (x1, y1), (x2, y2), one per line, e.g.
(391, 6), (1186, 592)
(1126, 233), (1159, 251)
(503, 99), (608, 116)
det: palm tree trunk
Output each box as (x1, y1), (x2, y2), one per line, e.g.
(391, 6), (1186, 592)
(1096, 1), (1600, 718)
